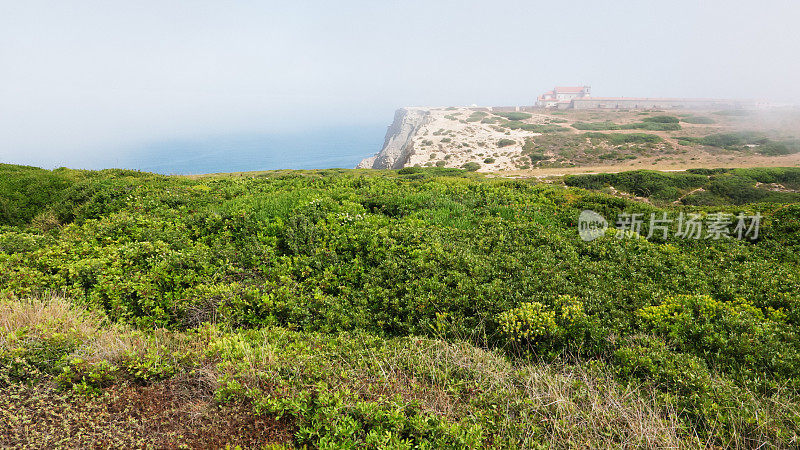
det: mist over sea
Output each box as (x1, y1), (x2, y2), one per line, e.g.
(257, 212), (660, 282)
(48, 125), (386, 175)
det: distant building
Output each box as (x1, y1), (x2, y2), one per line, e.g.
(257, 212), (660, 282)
(537, 86), (756, 110)
(537, 86), (591, 108)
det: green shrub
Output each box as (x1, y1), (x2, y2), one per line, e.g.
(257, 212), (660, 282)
(519, 123), (568, 133)
(565, 170), (707, 201)
(493, 112), (532, 121)
(641, 115), (679, 123)
(466, 111), (488, 122)
(497, 138), (516, 147)
(0, 165), (81, 226)
(756, 141), (800, 156)
(461, 162), (480, 171)
(572, 121), (621, 131)
(614, 336), (714, 399)
(397, 167), (421, 175)
(498, 302), (557, 349)
(637, 295), (800, 385)
(621, 122), (682, 131)
(701, 133), (751, 148)
(498, 296), (604, 358)
(565, 168), (800, 205)
(683, 133), (799, 155)
(583, 132), (662, 145)
(681, 116), (715, 124)
(573, 120), (680, 131)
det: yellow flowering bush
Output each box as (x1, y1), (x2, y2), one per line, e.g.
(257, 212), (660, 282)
(498, 301), (557, 345)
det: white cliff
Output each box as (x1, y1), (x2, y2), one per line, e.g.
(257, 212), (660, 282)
(357, 108), (431, 169)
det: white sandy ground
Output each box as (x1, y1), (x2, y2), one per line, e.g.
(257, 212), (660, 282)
(401, 107), (553, 172)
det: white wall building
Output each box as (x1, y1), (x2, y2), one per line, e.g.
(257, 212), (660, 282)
(537, 86), (591, 108)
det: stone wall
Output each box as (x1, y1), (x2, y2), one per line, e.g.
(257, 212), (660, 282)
(571, 98), (752, 110)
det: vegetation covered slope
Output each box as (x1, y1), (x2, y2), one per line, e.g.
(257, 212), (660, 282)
(565, 167), (800, 204)
(1, 163), (800, 448)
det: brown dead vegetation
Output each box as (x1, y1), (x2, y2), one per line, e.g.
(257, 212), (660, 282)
(0, 378), (294, 449)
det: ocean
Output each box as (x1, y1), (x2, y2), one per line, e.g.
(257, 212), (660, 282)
(71, 125), (386, 175)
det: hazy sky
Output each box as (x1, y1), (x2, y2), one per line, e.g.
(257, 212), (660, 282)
(2, 0), (799, 167)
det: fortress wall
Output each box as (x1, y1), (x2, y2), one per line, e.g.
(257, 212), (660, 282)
(571, 99), (750, 110)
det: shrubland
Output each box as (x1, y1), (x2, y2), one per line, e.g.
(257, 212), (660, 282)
(492, 112), (532, 121)
(1, 163), (799, 448)
(571, 119), (681, 131)
(681, 116), (716, 124)
(565, 167), (800, 204)
(677, 132), (800, 155)
(583, 132), (663, 145)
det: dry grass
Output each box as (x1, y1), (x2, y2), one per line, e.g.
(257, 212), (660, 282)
(0, 295), (214, 370)
(0, 294), (102, 343)
(387, 339), (689, 449)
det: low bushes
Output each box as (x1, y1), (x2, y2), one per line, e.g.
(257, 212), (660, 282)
(756, 141), (800, 156)
(679, 132), (800, 155)
(461, 162), (480, 171)
(565, 170), (706, 201)
(499, 120), (567, 133)
(681, 116), (715, 124)
(624, 122), (681, 131)
(498, 296), (603, 358)
(572, 121), (680, 131)
(497, 138), (516, 147)
(572, 121), (620, 131)
(0, 296), (695, 447)
(565, 167), (800, 204)
(583, 132), (662, 145)
(637, 294), (800, 387)
(2, 165), (800, 446)
(7, 290), (799, 447)
(0, 165), (81, 226)
(518, 123), (568, 133)
(641, 115), (680, 123)
(493, 111), (532, 121)
(466, 111), (488, 122)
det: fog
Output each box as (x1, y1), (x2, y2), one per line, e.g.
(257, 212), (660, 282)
(1, 0), (799, 169)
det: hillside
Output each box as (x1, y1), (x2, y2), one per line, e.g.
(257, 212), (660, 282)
(2, 164), (800, 448)
(359, 107), (800, 174)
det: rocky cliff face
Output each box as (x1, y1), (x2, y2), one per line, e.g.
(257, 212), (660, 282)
(357, 108), (431, 169)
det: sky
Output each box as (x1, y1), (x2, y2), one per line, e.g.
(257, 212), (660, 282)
(1, 0), (799, 169)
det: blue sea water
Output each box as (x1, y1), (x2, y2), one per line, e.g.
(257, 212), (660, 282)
(87, 125), (386, 175)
